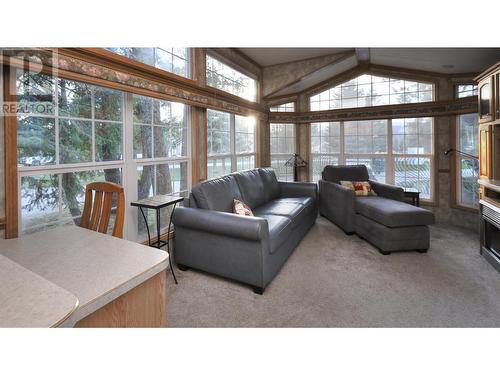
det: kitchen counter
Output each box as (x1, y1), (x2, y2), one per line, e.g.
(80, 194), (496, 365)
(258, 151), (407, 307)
(0, 254), (78, 327)
(0, 226), (169, 327)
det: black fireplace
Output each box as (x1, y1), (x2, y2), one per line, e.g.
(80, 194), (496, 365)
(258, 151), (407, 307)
(480, 199), (500, 273)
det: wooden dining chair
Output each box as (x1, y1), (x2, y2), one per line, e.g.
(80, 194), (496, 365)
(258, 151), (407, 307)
(80, 182), (125, 238)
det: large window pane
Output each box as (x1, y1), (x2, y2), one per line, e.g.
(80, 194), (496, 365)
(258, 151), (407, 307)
(207, 157), (232, 179)
(206, 54), (257, 102)
(58, 79), (91, 118)
(394, 157), (431, 199)
(310, 74), (434, 111)
(21, 168), (122, 235)
(96, 122), (123, 161)
(106, 47), (191, 78)
(17, 116), (56, 166)
(457, 113), (479, 207)
(59, 119), (92, 164)
(271, 123), (296, 181)
(311, 155), (339, 182)
(133, 95), (188, 159)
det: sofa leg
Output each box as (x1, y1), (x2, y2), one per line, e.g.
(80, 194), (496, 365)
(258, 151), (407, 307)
(378, 249), (391, 255)
(344, 230), (355, 236)
(177, 264), (190, 271)
(417, 249), (428, 254)
(253, 286), (265, 295)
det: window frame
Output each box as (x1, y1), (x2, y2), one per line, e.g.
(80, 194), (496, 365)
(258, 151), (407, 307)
(309, 118), (436, 203)
(16, 70), (192, 241)
(206, 109), (256, 179)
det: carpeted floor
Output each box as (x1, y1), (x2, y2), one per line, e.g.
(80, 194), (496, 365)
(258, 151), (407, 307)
(167, 217), (500, 327)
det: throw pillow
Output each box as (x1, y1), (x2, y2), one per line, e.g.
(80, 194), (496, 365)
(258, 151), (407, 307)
(233, 199), (254, 216)
(340, 181), (377, 196)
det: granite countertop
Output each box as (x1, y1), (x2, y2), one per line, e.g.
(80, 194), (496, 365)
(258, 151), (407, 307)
(0, 226), (168, 327)
(0, 254), (79, 327)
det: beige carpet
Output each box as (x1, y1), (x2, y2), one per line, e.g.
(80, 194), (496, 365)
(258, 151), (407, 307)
(167, 217), (500, 327)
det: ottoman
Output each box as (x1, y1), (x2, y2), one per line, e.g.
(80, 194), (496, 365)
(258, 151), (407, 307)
(354, 196), (435, 255)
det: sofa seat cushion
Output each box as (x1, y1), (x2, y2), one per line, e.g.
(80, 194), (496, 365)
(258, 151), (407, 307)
(355, 196), (435, 228)
(253, 199), (312, 228)
(277, 197), (314, 207)
(255, 214), (293, 254)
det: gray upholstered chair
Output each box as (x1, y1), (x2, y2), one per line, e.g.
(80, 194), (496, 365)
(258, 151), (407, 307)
(319, 165), (434, 254)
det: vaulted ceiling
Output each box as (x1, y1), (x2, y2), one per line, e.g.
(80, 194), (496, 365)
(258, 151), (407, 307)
(238, 48), (500, 98)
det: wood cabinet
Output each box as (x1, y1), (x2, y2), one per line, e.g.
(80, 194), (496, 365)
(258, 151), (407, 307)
(477, 62), (500, 199)
(478, 76), (494, 123)
(479, 123), (492, 179)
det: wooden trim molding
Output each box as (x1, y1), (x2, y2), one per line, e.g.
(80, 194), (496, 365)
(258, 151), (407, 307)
(269, 97), (478, 124)
(3, 65), (18, 238)
(1, 48), (268, 119)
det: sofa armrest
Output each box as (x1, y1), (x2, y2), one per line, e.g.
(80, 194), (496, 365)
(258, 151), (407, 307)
(319, 179), (355, 204)
(279, 181), (317, 200)
(369, 180), (404, 201)
(172, 207), (268, 241)
(318, 179), (357, 232)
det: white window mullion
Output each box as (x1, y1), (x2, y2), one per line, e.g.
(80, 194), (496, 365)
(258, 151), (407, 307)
(387, 118), (395, 185)
(91, 86), (96, 163)
(123, 92), (137, 241)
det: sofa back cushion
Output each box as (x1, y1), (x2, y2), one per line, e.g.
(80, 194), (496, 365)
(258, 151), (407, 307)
(191, 175), (243, 212)
(258, 168), (280, 201)
(233, 169), (268, 209)
(322, 165), (369, 184)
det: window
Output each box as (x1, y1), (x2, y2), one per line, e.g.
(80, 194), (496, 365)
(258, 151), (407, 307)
(311, 122), (341, 182)
(106, 48), (191, 78)
(207, 109), (256, 179)
(16, 71), (191, 240)
(132, 95), (190, 239)
(206, 54), (257, 102)
(457, 84), (478, 98)
(310, 118), (434, 200)
(456, 113), (479, 208)
(310, 74), (434, 111)
(270, 123), (295, 181)
(270, 102), (295, 112)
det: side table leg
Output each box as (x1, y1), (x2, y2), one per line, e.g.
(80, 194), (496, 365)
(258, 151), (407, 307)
(139, 207), (152, 246)
(162, 206), (178, 285)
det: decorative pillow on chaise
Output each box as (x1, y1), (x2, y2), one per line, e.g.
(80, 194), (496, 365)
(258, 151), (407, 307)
(340, 181), (377, 196)
(233, 199), (254, 216)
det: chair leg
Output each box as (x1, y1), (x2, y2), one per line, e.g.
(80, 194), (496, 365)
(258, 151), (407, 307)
(177, 264), (190, 271)
(253, 286), (265, 295)
(379, 249), (391, 255)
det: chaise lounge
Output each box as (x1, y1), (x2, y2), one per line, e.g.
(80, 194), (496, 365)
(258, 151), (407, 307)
(172, 168), (317, 294)
(319, 165), (435, 254)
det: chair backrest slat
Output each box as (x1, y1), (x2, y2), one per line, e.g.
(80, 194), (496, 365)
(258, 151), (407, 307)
(80, 182), (125, 238)
(98, 192), (113, 234)
(90, 190), (103, 231)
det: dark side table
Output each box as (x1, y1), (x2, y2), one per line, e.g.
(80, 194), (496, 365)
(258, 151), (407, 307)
(131, 195), (184, 285)
(403, 188), (420, 207)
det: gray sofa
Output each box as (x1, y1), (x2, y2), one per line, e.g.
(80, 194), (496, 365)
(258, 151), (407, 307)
(172, 168), (317, 294)
(319, 165), (434, 254)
